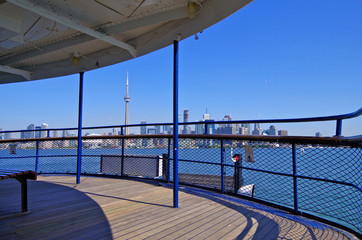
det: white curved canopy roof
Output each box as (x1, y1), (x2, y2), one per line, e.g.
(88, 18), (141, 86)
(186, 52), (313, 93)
(0, 0), (252, 84)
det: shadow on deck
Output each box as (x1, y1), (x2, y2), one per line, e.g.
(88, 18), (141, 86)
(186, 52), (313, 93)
(0, 175), (356, 240)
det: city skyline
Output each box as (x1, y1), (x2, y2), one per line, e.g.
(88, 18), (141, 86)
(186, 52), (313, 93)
(9, 106), (345, 139)
(0, 0), (361, 137)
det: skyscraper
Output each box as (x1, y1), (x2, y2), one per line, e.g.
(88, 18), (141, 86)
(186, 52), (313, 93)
(268, 125), (277, 136)
(27, 124), (35, 138)
(140, 121), (147, 135)
(35, 126), (41, 138)
(252, 123), (262, 135)
(41, 123), (48, 138)
(124, 72), (131, 135)
(155, 125), (161, 134)
(183, 110), (190, 134)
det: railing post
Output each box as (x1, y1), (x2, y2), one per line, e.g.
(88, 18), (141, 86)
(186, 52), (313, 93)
(173, 39), (179, 208)
(335, 119), (342, 136)
(35, 140), (39, 173)
(76, 72), (84, 184)
(292, 143), (299, 214)
(204, 123), (208, 134)
(234, 159), (240, 193)
(47, 130), (50, 138)
(162, 153), (169, 182)
(167, 137), (171, 183)
(220, 139), (225, 193)
(121, 127), (124, 176)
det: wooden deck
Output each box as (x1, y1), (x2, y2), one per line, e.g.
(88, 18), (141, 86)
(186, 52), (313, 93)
(0, 175), (356, 240)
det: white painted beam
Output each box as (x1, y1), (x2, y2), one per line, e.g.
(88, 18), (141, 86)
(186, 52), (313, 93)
(1, 6), (188, 65)
(7, 0), (137, 57)
(0, 65), (31, 80)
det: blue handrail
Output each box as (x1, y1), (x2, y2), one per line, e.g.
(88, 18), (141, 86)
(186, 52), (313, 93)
(1, 107), (361, 136)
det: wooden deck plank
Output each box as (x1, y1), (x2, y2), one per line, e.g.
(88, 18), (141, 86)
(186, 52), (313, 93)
(0, 175), (357, 240)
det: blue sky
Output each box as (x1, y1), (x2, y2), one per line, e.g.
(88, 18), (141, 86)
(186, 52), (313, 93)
(1, 0), (361, 136)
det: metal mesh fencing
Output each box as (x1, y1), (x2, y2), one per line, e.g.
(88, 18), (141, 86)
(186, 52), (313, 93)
(0, 141), (37, 170)
(168, 137), (361, 233)
(296, 145), (362, 232)
(0, 135), (360, 234)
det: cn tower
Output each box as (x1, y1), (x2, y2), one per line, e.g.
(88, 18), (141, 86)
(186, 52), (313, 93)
(124, 72), (130, 135)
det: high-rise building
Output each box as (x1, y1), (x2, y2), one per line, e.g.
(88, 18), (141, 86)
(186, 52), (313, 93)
(35, 126), (41, 138)
(163, 125), (171, 134)
(27, 124), (35, 138)
(147, 128), (156, 134)
(316, 132), (322, 137)
(241, 123), (251, 135)
(183, 110), (191, 134)
(62, 130), (69, 137)
(252, 123), (262, 135)
(124, 72), (131, 135)
(41, 123), (48, 138)
(218, 115), (236, 134)
(195, 120), (204, 134)
(203, 113), (210, 121)
(268, 125), (277, 136)
(155, 126), (161, 134)
(239, 127), (249, 135)
(140, 121), (147, 134)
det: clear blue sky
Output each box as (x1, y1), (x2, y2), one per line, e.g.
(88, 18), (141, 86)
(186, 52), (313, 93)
(1, 0), (361, 137)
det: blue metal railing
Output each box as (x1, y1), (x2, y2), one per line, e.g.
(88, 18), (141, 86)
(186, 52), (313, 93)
(0, 108), (361, 237)
(1, 107), (361, 138)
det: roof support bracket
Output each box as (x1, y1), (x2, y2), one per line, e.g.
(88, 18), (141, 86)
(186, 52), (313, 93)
(7, 0), (137, 57)
(0, 65), (31, 80)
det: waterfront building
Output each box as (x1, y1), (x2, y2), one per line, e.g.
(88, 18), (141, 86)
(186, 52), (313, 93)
(241, 123), (251, 135)
(278, 130), (288, 136)
(203, 112), (210, 121)
(140, 121), (147, 147)
(183, 110), (189, 134)
(268, 125), (277, 136)
(195, 120), (204, 134)
(140, 121), (147, 134)
(112, 128), (118, 135)
(163, 125), (171, 134)
(217, 115), (237, 134)
(252, 123), (263, 135)
(148, 128), (156, 134)
(239, 127), (249, 135)
(41, 123), (48, 138)
(62, 130), (69, 137)
(206, 120), (216, 134)
(35, 126), (41, 138)
(155, 126), (161, 134)
(26, 124), (35, 138)
(316, 132), (322, 137)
